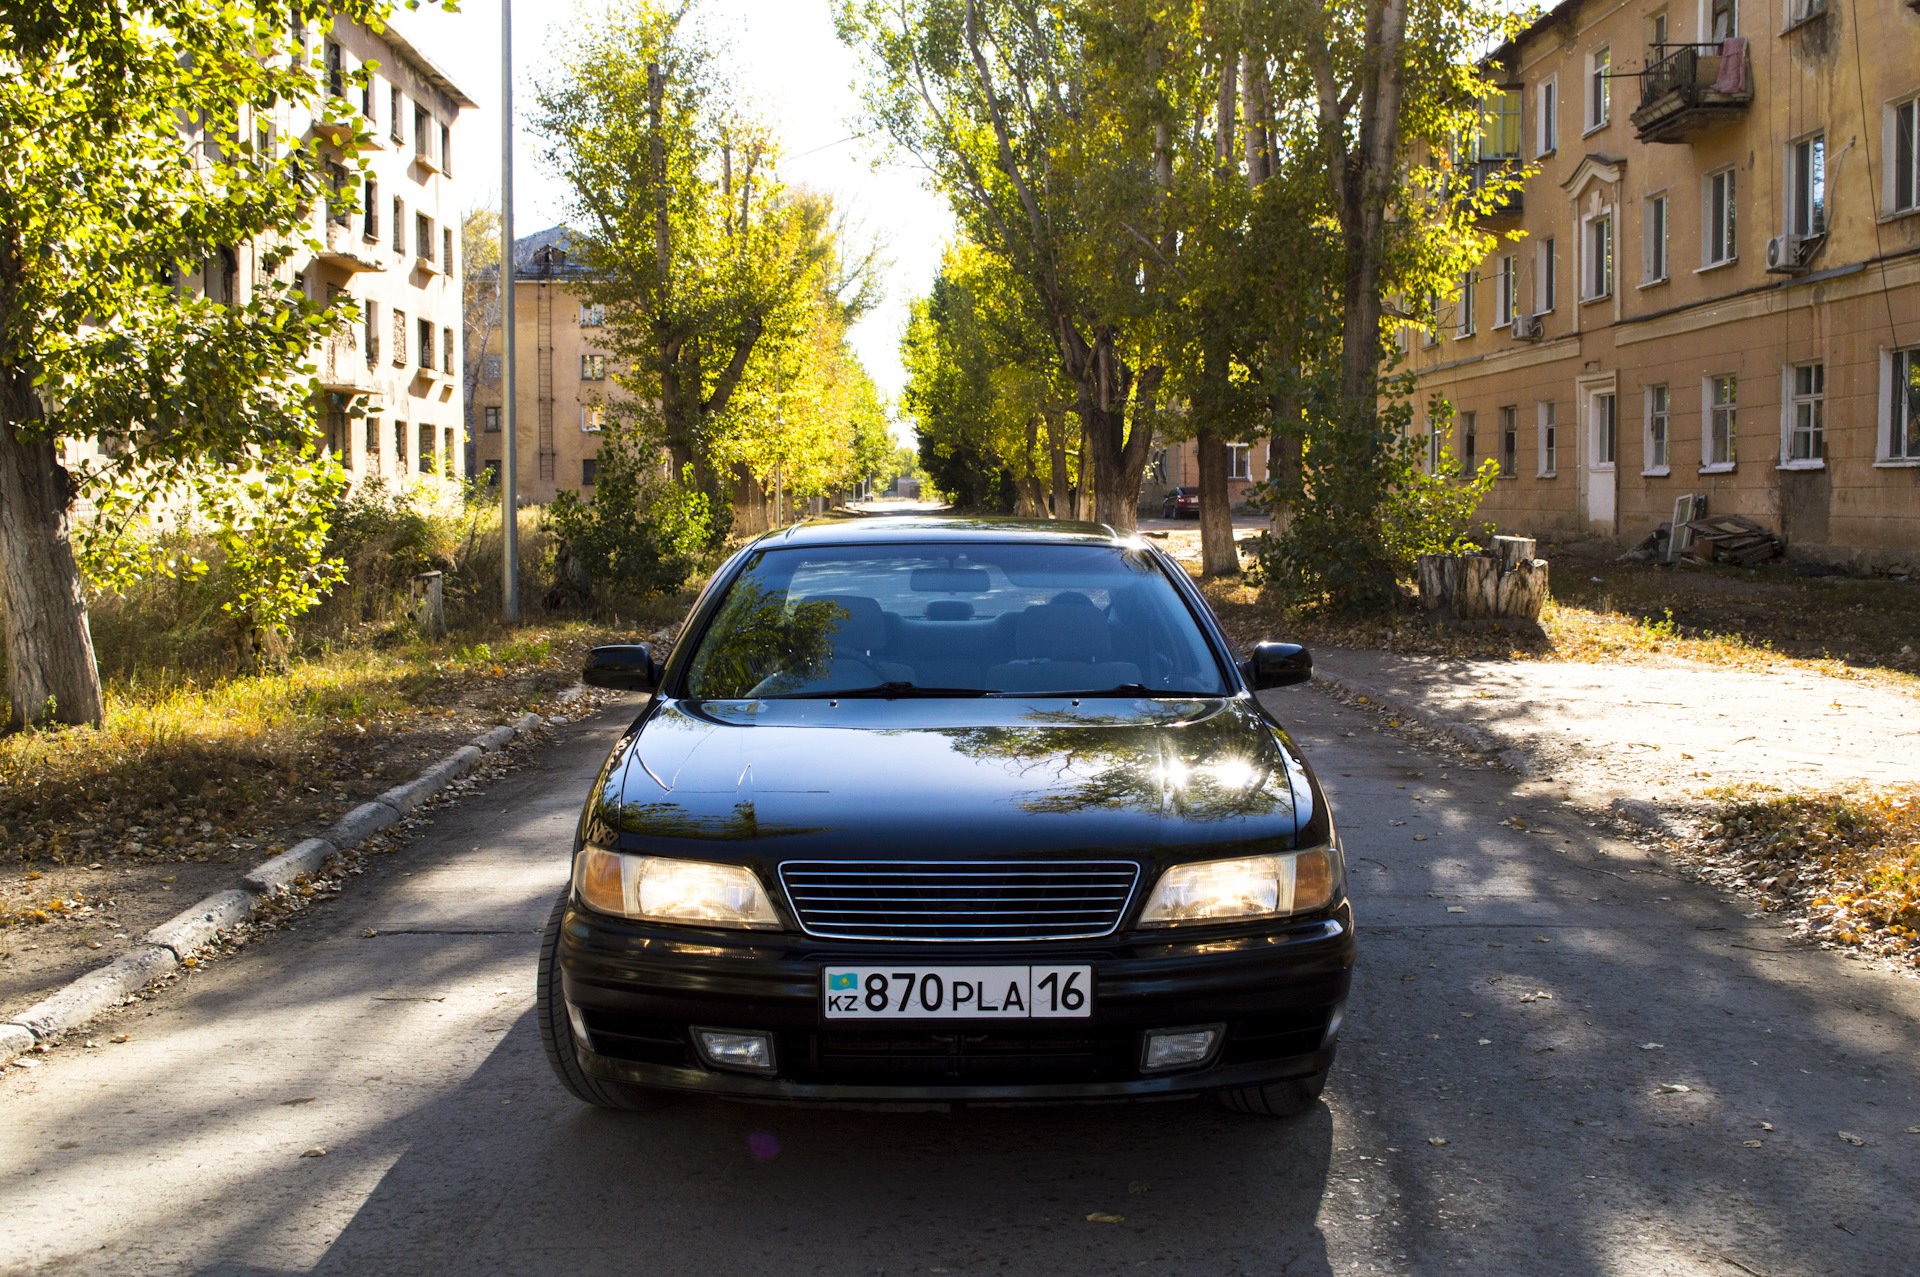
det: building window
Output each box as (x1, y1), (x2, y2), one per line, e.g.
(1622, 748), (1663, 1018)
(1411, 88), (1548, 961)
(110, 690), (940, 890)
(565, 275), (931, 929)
(581, 354), (607, 381)
(1593, 392), (1617, 466)
(484, 405), (501, 434)
(444, 427), (456, 475)
(1495, 255), (1517, 327)
(1885, 348), (1920, 461)
(325, 395), (350, 461)
(1893, 97), (1919, 215)
(1227, 443), (1252, 481)
(1645, 383), (1671, 473)
(579, 302), (605, 326)
(443, 327), (455, 375)
(1583, 214), (1612, 300)
(1706, 374), (1738, 469)
(1787, 133), (1827, 238)
(1538, 236), (1556, 312)
(444, 228), (455, 276)
(324, 161), (350, 227)
(365, 416), (382, 467)
(363, 178), (379, 241)
(1709, 0), (1736, 39)
(1455, 271), (1476, 338)
(418, 318), (435, 371)
(395, 419), (408, 471)
(417, 423), (433, 474)
(363, 300), (380, 365)
(1587, 46), (1610, 131)
(1461, 411), (1477, 468)
(1647, 8), (1668, 48)
(392, 197), (405, 255)
(416, 213), (433, 265)
(582, 404), (605, 432)
(582, 457), (599, 487)
(414, 104), (431, 163)
(441, 122), (452, 176)
(1499, 406), (1518, 477)
(324, 39), (345, 100)
(483, 354), (501, 382)
(361, 72), (377, 120)
(1705, 168), (1737, 266)
(1537, 75), (1557, 157)
(1424, 426), (1443, 474)
(390, 86), (404, 144)
(392, 309), (407, 366)
(1644, 193), (1668, 282)
(1538, 401), (1558, 476)
(1784, 362), (1825, 464)
(1785, 0), (1825, 26)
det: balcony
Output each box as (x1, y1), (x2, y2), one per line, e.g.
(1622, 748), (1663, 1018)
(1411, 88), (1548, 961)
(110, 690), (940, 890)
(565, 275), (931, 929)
(317, 219), (383, 273)
(1631, 42), (1752, 144)
(1468, 158), (1524, 221)
(316, 332), (374, 393)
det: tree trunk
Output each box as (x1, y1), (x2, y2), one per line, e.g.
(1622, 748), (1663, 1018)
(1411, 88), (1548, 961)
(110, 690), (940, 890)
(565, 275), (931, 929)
(0, 396), (105, 731)
(1046, 412), (1070, 519)
(1195, 426), (1239, 577)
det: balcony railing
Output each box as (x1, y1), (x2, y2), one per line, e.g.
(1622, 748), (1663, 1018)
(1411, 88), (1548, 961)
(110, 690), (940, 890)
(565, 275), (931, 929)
(316, 331), (373, 392)
(317, 219), (383, 273)
(1468, 157), (1524, 220)
(1632, 41), (1752, 144)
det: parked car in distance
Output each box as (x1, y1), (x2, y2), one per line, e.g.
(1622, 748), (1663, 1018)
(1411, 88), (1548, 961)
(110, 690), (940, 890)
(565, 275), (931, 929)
(1161, 486), (1200, 519)
(541, 516), (1352, 1118)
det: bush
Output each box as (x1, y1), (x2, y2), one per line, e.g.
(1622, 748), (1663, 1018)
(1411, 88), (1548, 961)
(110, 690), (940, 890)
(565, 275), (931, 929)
(543, 428), (711, 609)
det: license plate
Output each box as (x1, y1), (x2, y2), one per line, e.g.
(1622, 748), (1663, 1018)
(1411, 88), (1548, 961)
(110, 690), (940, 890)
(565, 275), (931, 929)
(821, 965), (1093, 1020)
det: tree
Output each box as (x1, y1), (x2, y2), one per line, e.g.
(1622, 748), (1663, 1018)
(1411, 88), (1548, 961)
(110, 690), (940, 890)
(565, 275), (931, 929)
(0, 0), (395, 729)
(534, 1), (867, 536)
(840, 0), (1170, 530)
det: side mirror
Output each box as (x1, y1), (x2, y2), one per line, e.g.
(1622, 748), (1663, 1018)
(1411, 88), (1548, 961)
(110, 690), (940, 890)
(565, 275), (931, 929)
(583, 644), (659, 692)
(1242, 641), (1312, 690)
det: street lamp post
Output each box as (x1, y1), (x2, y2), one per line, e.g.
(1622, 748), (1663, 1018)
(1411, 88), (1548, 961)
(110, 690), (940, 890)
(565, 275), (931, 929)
(499, 0), (520, 622)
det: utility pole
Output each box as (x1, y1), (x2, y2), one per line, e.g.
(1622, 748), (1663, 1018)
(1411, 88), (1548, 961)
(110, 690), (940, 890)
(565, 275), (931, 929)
(499, 0), (520, 621)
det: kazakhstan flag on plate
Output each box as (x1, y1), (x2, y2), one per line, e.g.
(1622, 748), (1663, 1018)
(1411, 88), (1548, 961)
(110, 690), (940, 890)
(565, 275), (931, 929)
(828, 972), (857, 991)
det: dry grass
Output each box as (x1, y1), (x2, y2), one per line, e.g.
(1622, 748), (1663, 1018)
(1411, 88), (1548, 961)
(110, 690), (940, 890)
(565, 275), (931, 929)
(1681, 785), (1920, 971)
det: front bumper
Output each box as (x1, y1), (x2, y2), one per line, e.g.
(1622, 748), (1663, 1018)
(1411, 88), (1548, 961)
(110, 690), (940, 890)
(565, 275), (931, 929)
(558, 901), (1354, 1103)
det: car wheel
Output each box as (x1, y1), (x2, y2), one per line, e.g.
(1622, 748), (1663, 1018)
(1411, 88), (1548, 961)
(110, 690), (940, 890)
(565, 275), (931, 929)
(1213, 1068), (1329, 1118)
(537, 890), (658, 1111)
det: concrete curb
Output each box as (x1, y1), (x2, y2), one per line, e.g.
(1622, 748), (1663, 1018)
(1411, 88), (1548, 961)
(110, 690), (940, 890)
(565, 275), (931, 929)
(1311, 663), (1680, 839)
(3, 704), (557, 1063)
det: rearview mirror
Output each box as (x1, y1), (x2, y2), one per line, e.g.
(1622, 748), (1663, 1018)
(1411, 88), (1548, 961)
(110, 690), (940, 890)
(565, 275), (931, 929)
(583, 644), (659, 692)
(1242, 642), (1312, 690)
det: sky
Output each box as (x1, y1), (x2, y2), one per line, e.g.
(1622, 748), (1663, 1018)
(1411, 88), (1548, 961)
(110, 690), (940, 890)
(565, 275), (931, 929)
(391, 0), (954, 441)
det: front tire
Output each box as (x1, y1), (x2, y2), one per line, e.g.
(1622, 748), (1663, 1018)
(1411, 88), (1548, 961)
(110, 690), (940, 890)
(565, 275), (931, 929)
(537, 890), (657, 1111)
(1213, 1068), (1329, 1118)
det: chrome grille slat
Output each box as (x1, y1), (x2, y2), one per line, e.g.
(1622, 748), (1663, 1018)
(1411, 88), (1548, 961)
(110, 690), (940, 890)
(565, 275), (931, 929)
(780, 859), (1140, 942)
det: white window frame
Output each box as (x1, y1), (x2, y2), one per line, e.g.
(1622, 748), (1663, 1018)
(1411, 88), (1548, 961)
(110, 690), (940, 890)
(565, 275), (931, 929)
(1537, 236), (1557, 313)
(581, 404), (605, 433)
(1538, 400), (1559, 477)
(1889, 95), (1920, 217)
(1704, 167), (1738, 267)
(1643, 192), (1669, 284)
(1783, 0), (1826, 30)
(1586, 46), (1611, 134)
(1643, 383), (1672, 475)
(1496, 254), (1518, 326)
(1703, 374), (1738, 472)
(579, 302), (606, 327)
(581, 353), (607, 381)
(1705, 0), (1738, 40)
(1582, 212), (1613, 301)
(1785, 131), (1828, 238)
(1227, 443), (1252, 481)
(1876, 346), (1920, 465)
(1456, 270), (1477, 338)
(1779, 361), (1825, 468)
(1591, 390), (1618, 470)
(483, 405), (500, 434)
(1537, 75), (1559, 157)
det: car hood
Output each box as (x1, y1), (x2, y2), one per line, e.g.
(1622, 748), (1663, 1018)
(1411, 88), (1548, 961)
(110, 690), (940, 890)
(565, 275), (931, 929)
(585, 695), (1327, 864)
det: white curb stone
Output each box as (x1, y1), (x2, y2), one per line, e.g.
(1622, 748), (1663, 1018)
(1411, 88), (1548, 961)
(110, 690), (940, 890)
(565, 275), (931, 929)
(1, 1023), (35, 1062)
(10, 946), (179, 1041)
(242, 837), (338, 894)
(511, 711), (542, 736)
(143, 890), (257, 960)
(471, 724), (515, 751)
(326, 800), (402, 847)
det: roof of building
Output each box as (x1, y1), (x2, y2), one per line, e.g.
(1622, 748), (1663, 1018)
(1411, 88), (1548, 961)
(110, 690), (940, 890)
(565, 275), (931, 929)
(513, 226), (592, 277)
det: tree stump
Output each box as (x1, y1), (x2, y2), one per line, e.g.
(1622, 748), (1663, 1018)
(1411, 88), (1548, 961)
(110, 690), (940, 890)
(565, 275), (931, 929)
(1416, 538), (1548, 627)
(412, 571), (447, 640)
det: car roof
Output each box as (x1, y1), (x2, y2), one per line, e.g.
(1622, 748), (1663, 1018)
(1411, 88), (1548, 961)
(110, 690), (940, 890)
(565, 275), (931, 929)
(754, 515), (1134, 549)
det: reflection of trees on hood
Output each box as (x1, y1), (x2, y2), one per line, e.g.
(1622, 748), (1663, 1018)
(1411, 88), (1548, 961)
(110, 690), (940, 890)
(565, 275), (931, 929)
(593, 796), (824, 842)
(940, 714), (1293, 820)
(685, 582), (844, 697)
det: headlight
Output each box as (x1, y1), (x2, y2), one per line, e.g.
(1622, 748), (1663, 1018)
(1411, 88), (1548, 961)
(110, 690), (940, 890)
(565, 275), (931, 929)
(573, 847), (781, 929)
(1136, 847), (1340, 927)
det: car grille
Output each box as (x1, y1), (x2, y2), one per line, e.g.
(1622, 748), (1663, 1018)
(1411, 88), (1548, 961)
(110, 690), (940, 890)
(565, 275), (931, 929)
(778, 859), (1140, 942)
(803, 1029), (1137, 1084)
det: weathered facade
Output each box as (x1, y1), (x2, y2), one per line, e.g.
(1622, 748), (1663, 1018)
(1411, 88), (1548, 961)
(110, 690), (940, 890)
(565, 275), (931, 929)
(1404, 0), (1920, 567)
(468, 228), (627, 503)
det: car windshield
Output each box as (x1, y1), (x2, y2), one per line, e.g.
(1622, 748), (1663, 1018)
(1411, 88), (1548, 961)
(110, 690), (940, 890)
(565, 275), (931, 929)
(683, 541), (1231, 699)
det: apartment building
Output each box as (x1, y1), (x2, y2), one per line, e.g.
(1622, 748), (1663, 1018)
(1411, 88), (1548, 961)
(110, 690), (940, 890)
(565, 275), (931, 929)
(180, 16), (473, 487)
(469, 227), (630, 502)
(1405, 0), (1920, 567)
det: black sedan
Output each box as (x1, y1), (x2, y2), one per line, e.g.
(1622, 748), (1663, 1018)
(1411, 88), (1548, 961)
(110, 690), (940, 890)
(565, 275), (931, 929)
(1161, 486), (1200, 519)
(540, 517), (1353, 1117)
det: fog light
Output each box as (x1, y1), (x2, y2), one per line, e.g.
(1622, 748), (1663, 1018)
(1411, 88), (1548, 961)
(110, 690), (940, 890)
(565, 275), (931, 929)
(566, 1001), (592, 1049)
(1141, 1025), (1222, 1073)
(695, 1029), (776, 1075)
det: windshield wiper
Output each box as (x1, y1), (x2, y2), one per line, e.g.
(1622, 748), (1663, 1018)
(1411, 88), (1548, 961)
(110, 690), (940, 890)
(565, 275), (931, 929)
(1029, 684), (1221, 698)
(771, 681), (997, 700)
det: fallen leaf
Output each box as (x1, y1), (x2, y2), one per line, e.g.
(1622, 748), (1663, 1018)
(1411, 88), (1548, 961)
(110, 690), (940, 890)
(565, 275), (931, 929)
(1427, 1137), (1449, 1147)
(1742, 1140), (1764, 1148)
(300, 1146), (328, 1158)
(1412, 834), (1428, 842)
(1759, 1122), (1774, 1131)
(361, 929), (378, 939)
(1085, 1212), (1124, 1225)
(1838, 1131), (1865, 1147)
(1519, 990), (1553, 1003)
(109, 1034), (130, 1044)
(1477, 1038), (1492, 1046)
(1639, 1042), (1664, 1051)
(1905, 1126), (1920, 1135)
(1656, 1083), (1692, 1094)
(11, 1058), (40, 1070)
(1446, 905), (1467, 914)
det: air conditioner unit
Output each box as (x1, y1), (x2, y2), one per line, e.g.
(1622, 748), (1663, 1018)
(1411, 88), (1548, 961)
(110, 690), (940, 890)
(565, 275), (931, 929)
(1766, 234), (1810, 275)
(1511, 312), (1544, 341)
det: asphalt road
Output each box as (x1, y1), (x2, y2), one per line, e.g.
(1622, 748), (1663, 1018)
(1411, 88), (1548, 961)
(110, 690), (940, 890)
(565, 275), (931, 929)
(2, 690), (1916, 1277)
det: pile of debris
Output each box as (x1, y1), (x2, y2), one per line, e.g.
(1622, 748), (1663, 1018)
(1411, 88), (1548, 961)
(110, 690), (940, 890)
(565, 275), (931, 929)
(1621, 505), (1786, 566)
